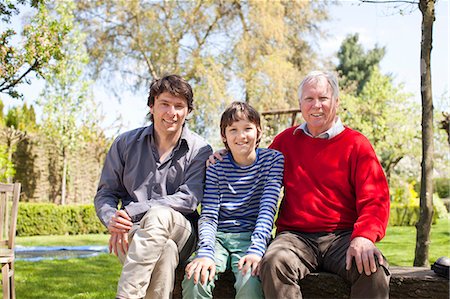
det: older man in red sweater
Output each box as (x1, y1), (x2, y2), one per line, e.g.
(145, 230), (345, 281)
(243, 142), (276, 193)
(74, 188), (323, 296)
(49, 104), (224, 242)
(259, 71), (390, 299)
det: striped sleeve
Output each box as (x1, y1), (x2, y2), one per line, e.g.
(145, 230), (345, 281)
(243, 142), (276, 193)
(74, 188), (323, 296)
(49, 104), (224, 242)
(196, 166), (220, 261)
(247, 150), (284, 256)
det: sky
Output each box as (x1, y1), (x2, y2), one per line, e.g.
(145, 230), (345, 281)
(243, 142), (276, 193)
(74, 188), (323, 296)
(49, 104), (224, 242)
(3, 0), (449, 137)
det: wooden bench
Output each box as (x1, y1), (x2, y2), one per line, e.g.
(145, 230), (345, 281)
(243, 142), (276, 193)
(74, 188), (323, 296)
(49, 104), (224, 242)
(173, 266), (449, 298)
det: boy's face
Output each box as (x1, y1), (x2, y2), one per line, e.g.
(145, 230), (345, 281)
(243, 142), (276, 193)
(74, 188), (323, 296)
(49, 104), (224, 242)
(223, 119), (258, 164)
(150, 92), (189, 138)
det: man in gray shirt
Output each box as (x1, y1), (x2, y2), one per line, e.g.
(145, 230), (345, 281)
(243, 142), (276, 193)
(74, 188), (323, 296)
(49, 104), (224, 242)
(94, 74), (212, 299)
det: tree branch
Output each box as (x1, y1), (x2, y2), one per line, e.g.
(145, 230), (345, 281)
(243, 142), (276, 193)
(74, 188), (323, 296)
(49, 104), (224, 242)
(0, 60), (39, 94)
(360, 0), (418, 4)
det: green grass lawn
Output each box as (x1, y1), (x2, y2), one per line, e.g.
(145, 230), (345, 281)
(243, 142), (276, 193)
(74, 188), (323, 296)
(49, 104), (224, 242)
(378, 217), (450, 266)
(10, 217), (450, 298)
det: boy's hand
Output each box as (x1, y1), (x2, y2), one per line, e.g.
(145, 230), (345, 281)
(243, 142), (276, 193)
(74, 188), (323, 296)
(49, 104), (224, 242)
(238, 254), (261, 276)
(185, 257), (216, 285)
(206, 149), (227, 167)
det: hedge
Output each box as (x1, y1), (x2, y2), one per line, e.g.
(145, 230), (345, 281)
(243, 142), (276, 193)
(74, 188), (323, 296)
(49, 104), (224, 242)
(16, 203), (107, 236)
(389, 194), (448, 226)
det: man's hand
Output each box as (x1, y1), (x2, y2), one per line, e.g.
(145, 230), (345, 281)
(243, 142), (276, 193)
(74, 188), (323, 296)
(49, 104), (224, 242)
(346, 236), (384, 276)
(238, 254), (261, 276)
(108, 210), (133, 233)
(185, 257), (216, 285)
(206, 149), (227, 167)
(109, 231), (129, 256)
(107, 210), (133, 256)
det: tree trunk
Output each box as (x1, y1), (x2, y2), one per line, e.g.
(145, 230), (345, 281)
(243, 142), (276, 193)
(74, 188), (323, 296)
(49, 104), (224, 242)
(414, 0), (435, 267)
(61, 146), (67, 205)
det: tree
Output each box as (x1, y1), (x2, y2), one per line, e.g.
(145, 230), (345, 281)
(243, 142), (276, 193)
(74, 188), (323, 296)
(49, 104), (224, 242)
(414, 0), (435, 267)
(439, 111), (449, 146)
(74, 0), (330, 142)
(0, 0), (67, 99)
(361, 0), (437, 267)
(39, 0), (91, 205)
(336, 33), (385, 95)
(340, 67), (419, 183)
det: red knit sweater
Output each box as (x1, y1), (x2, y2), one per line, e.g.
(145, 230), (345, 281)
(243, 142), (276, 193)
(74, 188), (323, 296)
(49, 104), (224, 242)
(270, 126), (390, 243)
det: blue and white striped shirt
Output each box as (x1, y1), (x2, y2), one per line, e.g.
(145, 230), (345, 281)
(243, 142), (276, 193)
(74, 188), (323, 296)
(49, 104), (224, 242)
(196, 148), (284, 260)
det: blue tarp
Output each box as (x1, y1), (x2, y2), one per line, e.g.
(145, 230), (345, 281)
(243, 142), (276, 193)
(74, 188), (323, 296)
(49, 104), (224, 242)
(15, 245), (109, 262)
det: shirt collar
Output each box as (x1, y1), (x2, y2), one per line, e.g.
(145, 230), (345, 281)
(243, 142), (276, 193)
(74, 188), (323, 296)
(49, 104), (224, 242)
(293, 117), (344, 139)
(139, 123), (191, 150)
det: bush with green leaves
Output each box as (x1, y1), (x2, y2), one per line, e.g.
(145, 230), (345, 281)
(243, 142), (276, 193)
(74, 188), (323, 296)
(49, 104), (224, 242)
(16, 203), (107, 236)
(434, 178), (450, 199)
(389, 181), (447, 226)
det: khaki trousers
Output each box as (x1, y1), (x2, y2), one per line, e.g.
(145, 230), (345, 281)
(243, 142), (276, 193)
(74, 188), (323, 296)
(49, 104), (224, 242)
(116, 206), (196, 299)
(259, 230), (390, 299)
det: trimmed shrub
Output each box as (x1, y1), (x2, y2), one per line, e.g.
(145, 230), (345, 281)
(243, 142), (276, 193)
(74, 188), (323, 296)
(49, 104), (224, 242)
(16, 203), (107, 236)
(434, 178), (450, 199)
(413, 178), (450, 199)
(389, 197), (443, 226)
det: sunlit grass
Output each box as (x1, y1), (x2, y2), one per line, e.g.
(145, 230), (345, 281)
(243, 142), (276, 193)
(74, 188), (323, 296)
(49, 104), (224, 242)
(6, 218), (449, 298)
(15, 254), (120, 299)
(378, 217), (450, 266)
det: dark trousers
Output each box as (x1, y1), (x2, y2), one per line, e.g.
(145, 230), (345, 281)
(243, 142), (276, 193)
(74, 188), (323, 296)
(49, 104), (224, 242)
(259, 230), (390, 299)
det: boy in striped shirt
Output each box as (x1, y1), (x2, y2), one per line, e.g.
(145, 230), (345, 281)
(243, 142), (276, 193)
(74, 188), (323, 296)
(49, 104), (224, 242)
(182, 101), (284, 298)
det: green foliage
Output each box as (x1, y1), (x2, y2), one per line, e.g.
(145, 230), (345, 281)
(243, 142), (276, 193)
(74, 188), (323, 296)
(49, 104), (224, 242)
(389, 181), (446, 226)
(0, 144), (15, 181)
(4, 103), (37, 131)
(16, 233), (109, 247)
(389, 202), (422, 226)
(389, 198), (446, 227)
(75, 0), (330, 140)
(340, 67), (419, 182)
(9, 219), (450, 299)
(337, 33), (386, 95)
(434, 177), (450, 198)
(433, 194), (449, 219)
(0, 1), (67, 99)
(378, 218), (450, 266)
(16, 203), (107, 236)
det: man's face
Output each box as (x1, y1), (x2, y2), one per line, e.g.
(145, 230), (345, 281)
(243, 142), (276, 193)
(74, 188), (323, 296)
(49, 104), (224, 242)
(299, 76), (339, 137)
(150, 92), (189, 137)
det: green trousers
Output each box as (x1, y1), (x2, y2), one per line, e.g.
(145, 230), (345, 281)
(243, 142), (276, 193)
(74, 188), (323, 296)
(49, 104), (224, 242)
(182, 231), (264, 299)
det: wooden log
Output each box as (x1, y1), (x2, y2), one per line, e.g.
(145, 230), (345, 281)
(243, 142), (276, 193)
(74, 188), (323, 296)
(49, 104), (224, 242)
(173, 266), (449, 299)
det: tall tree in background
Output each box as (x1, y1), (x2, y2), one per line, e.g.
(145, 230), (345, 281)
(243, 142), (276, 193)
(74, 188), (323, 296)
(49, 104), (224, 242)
(340, 67), (419, 183)
(336, 33), (385, 95)
(233, 1), (328, 111)
(361, 0), (437, 266)
(414, 0), (435, 267)
(40, 0), (91, 205)
(74, 0), (330, 142)
(0, 0), (67, 99)
(336, 34), (420, 183)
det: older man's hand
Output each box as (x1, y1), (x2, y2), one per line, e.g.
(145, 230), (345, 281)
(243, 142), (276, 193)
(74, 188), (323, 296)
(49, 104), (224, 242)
(345, 236), (384, 276)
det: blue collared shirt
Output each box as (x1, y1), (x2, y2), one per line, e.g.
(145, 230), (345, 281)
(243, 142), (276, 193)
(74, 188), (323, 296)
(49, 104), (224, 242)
(94, 124), (213, 225)
(294, 117), (345, 139)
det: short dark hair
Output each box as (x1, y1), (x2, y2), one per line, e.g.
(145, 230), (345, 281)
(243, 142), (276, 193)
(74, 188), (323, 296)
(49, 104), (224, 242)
(147, 74), (194, 121)
(220, 101), (262, 151)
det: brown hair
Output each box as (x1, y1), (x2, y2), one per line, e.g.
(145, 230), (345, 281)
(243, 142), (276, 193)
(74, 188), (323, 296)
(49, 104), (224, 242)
(147, 74), (193, 121)
(220, 101), (262, 150)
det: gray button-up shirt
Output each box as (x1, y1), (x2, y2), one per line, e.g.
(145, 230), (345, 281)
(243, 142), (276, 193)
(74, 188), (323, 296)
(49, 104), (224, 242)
(94, 124), (213, 226)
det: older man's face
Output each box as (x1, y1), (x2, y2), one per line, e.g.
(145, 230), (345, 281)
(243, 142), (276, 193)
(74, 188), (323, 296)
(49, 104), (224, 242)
(299, 76), (339, 137)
